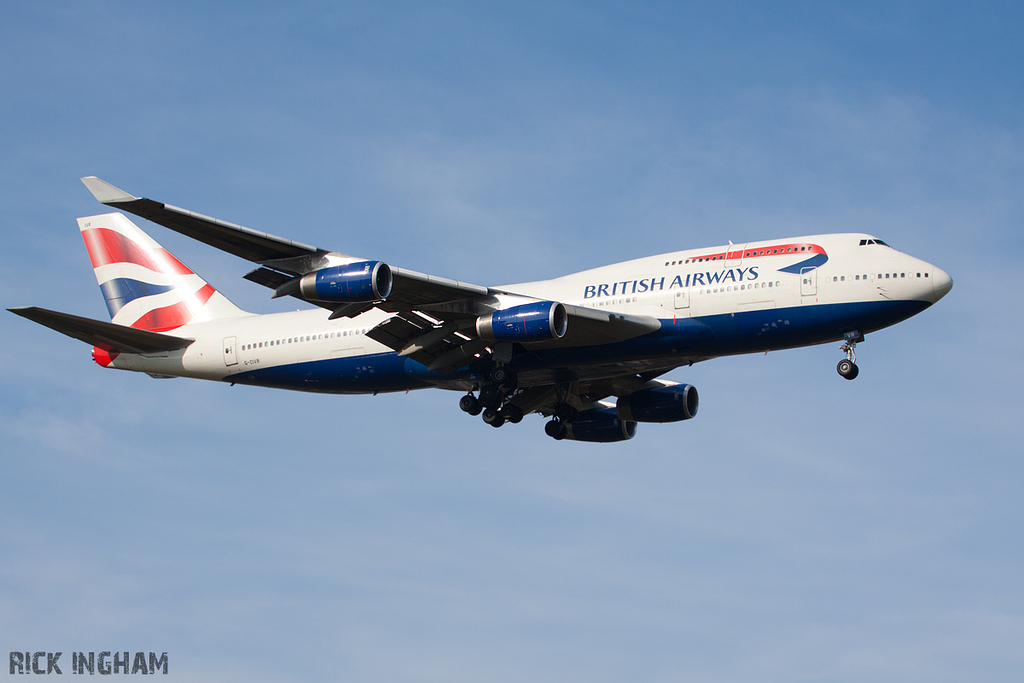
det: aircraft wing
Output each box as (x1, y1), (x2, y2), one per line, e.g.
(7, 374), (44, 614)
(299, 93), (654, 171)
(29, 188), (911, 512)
(80, 176), (323, 263)
(81, 177), (493, 315)
(9, 307), (193, 354)
(80, 177), (663, 373)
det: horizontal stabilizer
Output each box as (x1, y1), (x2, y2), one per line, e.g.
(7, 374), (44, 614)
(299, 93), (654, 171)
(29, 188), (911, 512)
(8, 307), (194, 354)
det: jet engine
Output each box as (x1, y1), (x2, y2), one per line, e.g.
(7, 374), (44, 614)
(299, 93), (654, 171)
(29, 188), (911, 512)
(617, 384), (699, 423)
(298, 261), (392, 303)
(563, 407), (637, 443)
(476, 301), (568, 343)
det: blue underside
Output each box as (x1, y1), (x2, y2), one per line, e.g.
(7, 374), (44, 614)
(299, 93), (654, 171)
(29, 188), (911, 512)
(227, 299), (930, 394)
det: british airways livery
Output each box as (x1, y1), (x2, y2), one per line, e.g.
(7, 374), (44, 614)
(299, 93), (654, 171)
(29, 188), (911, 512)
(9, 178), (953, 442)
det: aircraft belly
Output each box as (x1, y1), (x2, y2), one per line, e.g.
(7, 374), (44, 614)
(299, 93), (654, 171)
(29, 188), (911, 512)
(510, 298), (930, 377)
(227, 352), (428, 394)
(695, 298), (931, 354)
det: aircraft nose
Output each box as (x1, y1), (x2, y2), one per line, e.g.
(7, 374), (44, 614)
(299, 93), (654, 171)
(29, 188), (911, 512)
(931, 266), (953, 301)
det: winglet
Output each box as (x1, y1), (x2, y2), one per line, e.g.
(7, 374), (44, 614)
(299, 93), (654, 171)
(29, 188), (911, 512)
(80, 176), (138, 204)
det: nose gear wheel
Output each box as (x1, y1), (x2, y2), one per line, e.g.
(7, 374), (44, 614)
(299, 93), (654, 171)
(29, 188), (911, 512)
(837, 335), (861, 380)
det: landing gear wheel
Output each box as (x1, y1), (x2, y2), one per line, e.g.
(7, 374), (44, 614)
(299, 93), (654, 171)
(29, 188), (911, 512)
(490, 367), (517, 392)
(504, 404), (524, 424)
(837, 359), (859, 380)
(838, 335), (861, 381)
(482, 407), (504, 426)
(554, 402), (577, 423)
(459, 394), (482, 415)
(479, 385), (501, 408)
(545, 419), (567, 440)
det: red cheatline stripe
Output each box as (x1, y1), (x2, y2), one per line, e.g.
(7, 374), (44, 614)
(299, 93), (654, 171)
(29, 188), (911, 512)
(81, 228), (193, 275)
(128, 284), (216, 332)
(685, 243), (826, 262)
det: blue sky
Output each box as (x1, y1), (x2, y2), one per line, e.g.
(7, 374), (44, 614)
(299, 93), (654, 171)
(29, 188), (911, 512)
(2, 2), (1022, 681)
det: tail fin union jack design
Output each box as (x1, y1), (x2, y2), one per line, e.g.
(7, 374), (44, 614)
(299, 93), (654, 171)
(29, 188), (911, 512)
(78, 213), (241, 336)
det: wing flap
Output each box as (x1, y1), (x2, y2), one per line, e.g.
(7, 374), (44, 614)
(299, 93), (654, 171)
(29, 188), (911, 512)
(367, 314), (484, 371)
(9, 307), (194, 354)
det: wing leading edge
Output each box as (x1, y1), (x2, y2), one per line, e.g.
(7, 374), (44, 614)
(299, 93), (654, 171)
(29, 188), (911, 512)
(80, 176), (494, 313)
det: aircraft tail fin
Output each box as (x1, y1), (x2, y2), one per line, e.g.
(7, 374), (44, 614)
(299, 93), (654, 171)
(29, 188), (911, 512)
(78, 212), (245, 331)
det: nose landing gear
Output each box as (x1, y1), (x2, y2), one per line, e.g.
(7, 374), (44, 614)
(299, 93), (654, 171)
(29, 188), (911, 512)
(837, 356), (859, 380)
(837, 331), (863, 380)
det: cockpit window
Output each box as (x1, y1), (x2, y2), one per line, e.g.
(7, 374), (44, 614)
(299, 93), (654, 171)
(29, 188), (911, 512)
(859, 238), (891, 247)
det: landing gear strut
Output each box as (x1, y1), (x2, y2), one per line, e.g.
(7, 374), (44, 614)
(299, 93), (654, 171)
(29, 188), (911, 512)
(837, 332), (862, 380)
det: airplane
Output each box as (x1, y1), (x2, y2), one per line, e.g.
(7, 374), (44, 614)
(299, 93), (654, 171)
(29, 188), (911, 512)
(9, 177), (953, 442)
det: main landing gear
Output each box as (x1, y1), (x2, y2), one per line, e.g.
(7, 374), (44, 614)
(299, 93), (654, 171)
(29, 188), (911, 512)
(837, 331), (863, 380)
(459, 366), (522, 427)
(543, 401), (577, 440)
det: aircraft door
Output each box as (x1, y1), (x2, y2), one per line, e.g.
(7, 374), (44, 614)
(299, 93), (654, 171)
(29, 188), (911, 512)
(223, 336), (238, 366)
(800, 267), (817, 296)
(674, 288), (690, 310)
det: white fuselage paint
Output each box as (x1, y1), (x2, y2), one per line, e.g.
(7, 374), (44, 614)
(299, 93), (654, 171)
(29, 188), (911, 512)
(105, 233), (951, 387)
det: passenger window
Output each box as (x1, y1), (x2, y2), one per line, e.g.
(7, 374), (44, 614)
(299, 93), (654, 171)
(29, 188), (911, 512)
(841, 276), (845, 281)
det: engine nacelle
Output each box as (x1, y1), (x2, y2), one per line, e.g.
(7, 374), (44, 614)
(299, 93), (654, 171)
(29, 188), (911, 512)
(299, 261), (392, 303)
(617, 384), (699, 423)
(476, 301), (568, 343)
(563, 407), (637, 443)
